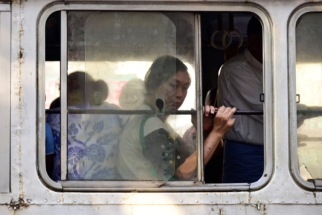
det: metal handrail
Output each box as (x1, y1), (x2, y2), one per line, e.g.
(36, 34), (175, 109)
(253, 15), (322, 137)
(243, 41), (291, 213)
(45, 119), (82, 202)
(45, 109), (264, 115)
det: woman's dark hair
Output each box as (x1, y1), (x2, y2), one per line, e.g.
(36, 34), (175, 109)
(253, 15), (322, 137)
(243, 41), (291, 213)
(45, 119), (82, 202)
(92, 80), (109, 99)
(144, 55), (188, 92)
(67, 71), (94, 105)
(68, 71), (94, 93)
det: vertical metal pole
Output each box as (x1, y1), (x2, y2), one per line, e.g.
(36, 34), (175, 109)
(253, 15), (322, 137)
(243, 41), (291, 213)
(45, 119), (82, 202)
(60, 11), (67, 181)
(195, 14), (204, 182)
(0, 12), (11, 193)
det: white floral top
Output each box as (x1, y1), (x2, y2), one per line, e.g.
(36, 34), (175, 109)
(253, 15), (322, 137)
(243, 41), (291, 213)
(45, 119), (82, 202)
(46, 102), (127, 181)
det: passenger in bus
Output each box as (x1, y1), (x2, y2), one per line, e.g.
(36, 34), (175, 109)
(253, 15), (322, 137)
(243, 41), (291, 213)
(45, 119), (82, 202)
(89, 79), (109, 106)
(119, 78), (145, 111)
(47, 72), (126, 181)
(116, 55), (236, 180)
(217, 16), (263, 183)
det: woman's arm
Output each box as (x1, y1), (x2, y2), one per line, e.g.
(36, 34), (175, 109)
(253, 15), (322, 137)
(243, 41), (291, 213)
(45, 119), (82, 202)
(175, 106), (236, 179)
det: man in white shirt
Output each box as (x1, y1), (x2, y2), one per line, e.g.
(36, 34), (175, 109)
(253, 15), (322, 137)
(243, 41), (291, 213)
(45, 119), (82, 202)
(217, 16), (264, 183)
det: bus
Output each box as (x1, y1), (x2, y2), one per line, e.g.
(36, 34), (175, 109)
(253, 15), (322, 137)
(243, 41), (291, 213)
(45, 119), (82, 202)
(0, 0), (322, 214)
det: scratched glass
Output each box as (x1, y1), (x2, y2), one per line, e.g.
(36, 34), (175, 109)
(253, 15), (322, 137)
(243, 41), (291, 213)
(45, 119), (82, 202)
(65, 12), (197, 180)
(296, 13), (322, 181)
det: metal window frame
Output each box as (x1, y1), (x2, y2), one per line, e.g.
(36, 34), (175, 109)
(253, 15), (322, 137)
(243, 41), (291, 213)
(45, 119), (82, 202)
(195, 13), (204, 183)
(37, 2), (273, 192)
(289, 3), (322, 191)
(60, 10), (68, 181)
(0, 3), (11, 193)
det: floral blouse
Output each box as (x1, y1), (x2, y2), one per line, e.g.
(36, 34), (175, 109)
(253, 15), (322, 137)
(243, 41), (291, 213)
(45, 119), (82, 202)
(46, 103), (127, 181)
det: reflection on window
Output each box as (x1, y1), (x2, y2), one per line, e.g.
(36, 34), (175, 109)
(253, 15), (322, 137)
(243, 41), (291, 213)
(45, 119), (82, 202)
(45, 12), (197, 181)
(296, 13), (322, 181)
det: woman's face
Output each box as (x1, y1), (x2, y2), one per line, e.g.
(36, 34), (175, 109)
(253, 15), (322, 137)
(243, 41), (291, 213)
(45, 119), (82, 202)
(151, 71), (191, 110)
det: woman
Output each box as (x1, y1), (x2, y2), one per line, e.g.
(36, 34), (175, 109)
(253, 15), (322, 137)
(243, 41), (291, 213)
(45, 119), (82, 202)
(116, 56), (236, 180)
(47, 71), (126, 181)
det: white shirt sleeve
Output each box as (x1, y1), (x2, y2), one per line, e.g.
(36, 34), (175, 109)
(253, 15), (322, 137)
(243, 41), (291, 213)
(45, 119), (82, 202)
(218, 50), (264, 145)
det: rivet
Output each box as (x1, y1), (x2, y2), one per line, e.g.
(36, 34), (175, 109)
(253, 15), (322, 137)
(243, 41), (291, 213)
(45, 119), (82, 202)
(281, 201), (285, 203)
(269, 200), (272, 203)
(195, 200), (198, 203)
(89, 200), (92, 203)
(177, 156), (181, 159)
(105, 200), (108, 203)
(169, 160), (173, 164)
(165, 153), (168, 156)
(180, 200), (183, 203)
(296, 200), (298, 203)
(226, 201), (229, 203)
(27, 199), (32, 203)
(161, 145), (164, 148)
(44, 199), (47, 203)
(211, 200), (214, 203)
(57, 199), (61, 203)
(14, 207), (16, 210)
(73, 199), (76, 203)
(241, 200), (244, 204)
(19, 172), (23, 176)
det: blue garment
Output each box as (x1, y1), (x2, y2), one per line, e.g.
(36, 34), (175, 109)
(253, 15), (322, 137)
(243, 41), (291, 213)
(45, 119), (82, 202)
(46, 103), (127, 181)
(45, 123), (55, 155)
(222, 140), (264, 183)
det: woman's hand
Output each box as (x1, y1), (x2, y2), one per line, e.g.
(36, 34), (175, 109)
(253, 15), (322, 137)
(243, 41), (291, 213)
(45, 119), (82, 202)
(203, 105), (216, 131)
(191, 105), (217, 132)
(211, 106), (237, 137)
(177, 106), (236, 179)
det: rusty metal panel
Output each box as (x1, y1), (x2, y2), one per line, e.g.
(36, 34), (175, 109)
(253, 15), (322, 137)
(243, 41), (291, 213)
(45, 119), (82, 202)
(7, 0), (322, 214)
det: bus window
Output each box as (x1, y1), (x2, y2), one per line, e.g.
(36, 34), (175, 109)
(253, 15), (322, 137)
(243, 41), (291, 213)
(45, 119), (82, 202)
(295, 13), (322, 183)
(45, 11), (198, 182)
(200, 12), (264, 184)
(45, 11), (61, 181)
(41, 6), (271, 190)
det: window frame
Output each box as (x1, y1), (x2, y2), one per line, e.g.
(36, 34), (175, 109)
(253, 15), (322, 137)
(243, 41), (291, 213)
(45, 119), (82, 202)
(38, 2), (273, 192)
(289, 4), (322, 191)
(0, 3), (11, 193)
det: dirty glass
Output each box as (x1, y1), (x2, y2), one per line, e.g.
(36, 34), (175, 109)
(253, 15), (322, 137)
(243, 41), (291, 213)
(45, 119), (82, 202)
(45, 11), (61, 182)
(65, 11), (196, 181)
(296, 13), (322, 181)
(45, 11), (61, 109)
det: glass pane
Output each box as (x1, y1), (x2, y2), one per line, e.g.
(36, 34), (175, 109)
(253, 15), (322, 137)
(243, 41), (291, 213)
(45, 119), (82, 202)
(201, 12), (264, 183)
(66, 11), (196, 181)
(45, 11), (61, 182)
(296, 13), (322, 181)
(45, 11), (61, 109)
